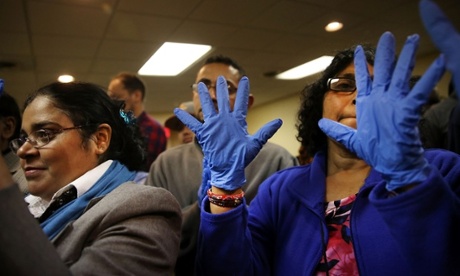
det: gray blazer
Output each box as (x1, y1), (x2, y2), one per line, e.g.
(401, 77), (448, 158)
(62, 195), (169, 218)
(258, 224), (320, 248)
(0, 183), (182, 275)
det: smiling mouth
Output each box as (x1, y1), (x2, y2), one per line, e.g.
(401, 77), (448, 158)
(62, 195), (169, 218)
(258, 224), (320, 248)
(24, 167), (46, 178)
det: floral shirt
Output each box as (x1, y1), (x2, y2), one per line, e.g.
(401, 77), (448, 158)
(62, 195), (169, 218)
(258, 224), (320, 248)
(316, 194), (359, 276)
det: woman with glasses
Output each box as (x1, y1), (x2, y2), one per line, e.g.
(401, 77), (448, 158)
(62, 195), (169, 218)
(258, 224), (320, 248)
(175, 32), (460, 275)
(0, 81), (181, 274)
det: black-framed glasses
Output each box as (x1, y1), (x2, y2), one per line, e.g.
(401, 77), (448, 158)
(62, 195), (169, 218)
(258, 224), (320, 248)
(9, 125), (88, 154)
(191, 81), (238, 95)
(327, 77), (356, 93)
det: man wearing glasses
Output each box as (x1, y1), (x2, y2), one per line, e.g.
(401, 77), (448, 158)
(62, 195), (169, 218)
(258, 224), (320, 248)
(146, 55), (298, 275)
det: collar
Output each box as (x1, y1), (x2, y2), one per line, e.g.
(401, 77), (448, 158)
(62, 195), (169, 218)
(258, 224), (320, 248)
(25, 160), (113, 218)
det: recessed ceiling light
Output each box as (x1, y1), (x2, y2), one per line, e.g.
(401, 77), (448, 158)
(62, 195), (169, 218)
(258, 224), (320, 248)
(325, 21), (343, 32)
(275, 56), (334, 80)
(58, 75), (74, 83)
(138, 42), (212, 76)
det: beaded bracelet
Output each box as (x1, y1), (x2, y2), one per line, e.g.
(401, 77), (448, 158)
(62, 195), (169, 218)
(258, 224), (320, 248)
(207, 188), (245, 208)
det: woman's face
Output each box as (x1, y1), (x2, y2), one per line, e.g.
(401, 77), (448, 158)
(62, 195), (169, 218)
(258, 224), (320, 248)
(17, 96), (99, 201)
(322, 62), (374, 129)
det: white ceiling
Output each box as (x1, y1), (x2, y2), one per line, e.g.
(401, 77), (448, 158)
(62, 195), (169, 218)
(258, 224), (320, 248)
(1, 0), (460, 114)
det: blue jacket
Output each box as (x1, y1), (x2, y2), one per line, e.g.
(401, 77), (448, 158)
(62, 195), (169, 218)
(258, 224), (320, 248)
(197, 149), (460, 275)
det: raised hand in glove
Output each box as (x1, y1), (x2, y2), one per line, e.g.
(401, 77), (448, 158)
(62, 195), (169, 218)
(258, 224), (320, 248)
(175, 76), (282, 191)
(318, 32), (446, 191)
(197, 157), (211, 204)
(420, 0), (460, 98)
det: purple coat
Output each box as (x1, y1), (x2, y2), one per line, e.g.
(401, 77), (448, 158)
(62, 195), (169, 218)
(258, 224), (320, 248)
(197, 149), (460, 275)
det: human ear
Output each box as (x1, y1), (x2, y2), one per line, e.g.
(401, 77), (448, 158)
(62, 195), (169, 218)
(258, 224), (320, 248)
(93, 123), (112, 155)
(133, 90), (143, 103)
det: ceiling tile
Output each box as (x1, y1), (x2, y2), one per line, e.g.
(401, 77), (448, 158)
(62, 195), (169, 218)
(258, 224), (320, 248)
(33, 35), (100, 57)
(118, 0), (200, 17)
(168, 20), (238, 46)
(97, 39), (161, 61)
(0, 0), (28, 32)
(35, 56), (92, 73)
(105, 12), (182, 41)
(189, 0), (277, 26)
(28, 1), (111, 37)
(0, 33), (31, 55)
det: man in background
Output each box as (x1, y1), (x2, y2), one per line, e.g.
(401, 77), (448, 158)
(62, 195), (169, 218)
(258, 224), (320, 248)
(147, 55), (298, 275)
(108, 72), (166, 171)
(420, 78), (457, 149)
(164, 101), (195, 146)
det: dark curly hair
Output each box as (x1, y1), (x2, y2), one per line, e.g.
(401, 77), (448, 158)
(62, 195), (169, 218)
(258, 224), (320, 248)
(24, 82), (146, 171)
(296, 45), (376, 158)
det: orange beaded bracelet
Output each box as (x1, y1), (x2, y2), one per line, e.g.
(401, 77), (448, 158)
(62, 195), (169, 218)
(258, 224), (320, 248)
(207, 188), (245, 208)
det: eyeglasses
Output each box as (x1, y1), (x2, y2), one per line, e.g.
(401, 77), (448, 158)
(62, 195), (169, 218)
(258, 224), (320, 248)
(191, 80), (238, 95)
(327, 77), (356, 93)
(10, 125), (88, 154)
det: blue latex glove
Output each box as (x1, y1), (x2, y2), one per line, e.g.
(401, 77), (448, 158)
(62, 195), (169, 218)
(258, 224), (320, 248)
(318, 32), (446, 191)
(197, 157), (211, 204)
(0, 79), (4, 97)
(420, 0), (460, 99)
(175, 75), (282, 191)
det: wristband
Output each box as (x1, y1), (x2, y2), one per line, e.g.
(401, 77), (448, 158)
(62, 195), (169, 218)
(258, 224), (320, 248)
(207, 188), (244, 208)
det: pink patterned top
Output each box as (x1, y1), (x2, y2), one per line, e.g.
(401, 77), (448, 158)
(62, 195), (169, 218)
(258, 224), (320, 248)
(316, 194), (359, 275)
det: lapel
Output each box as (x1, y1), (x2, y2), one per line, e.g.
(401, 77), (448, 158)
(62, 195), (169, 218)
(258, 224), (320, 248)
(51, 195), (106, 243)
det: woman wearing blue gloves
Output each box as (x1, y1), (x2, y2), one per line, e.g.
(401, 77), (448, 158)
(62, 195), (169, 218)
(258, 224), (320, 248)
(175, 1), (460, 274)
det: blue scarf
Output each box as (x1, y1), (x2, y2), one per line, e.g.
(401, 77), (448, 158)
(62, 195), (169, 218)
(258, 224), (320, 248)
(41, 161), (136, 239)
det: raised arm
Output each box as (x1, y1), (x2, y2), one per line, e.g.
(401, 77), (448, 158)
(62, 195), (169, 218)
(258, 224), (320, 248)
(175, 76), (282, 213)
(318, 32), (445, 191)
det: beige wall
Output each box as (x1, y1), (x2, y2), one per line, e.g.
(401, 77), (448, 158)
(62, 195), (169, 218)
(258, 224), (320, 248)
(153, 52), (452, 157)
(247, 96), (301, 157)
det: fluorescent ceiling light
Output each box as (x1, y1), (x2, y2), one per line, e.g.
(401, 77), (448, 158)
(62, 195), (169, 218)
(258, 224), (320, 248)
(138, 42), (212, 76)
(275, 56), (334, 80)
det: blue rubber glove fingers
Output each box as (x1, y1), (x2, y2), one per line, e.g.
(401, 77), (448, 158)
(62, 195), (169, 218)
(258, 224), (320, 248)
(179, 75), (279, 191)
(318, 118), (357, 152)
(247, 118), (283, 164)
(367, 33), (437, 189)
(389, 34), (419, 99)
(233, 77), (250, 129)
(322, 33), (444, 190)
(410, 55), (447, 110)
(420, 0), (460, 96)
(174, 107), (202, 133)
(0, 79), (4, 96)
(371, 32), (396, 96)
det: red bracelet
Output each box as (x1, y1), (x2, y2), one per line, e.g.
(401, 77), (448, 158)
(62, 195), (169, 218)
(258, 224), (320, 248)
(207, 188), (244, 208)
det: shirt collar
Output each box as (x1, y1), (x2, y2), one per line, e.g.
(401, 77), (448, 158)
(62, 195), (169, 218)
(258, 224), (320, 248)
(25, 160), (113, 218)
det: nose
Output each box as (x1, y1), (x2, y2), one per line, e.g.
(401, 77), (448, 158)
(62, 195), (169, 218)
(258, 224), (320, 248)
(208, 86), (217, 99)
(352, 99), (356, 105)
(16, 141), (38, 159)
